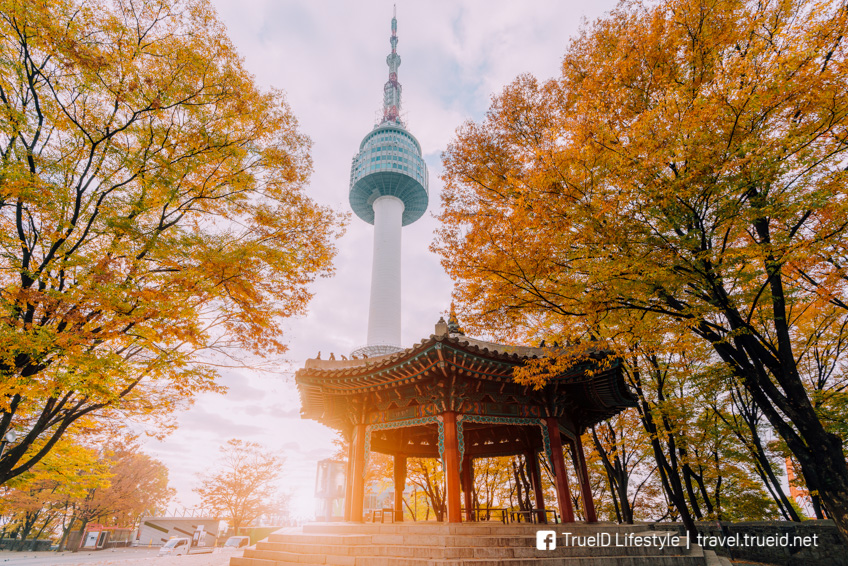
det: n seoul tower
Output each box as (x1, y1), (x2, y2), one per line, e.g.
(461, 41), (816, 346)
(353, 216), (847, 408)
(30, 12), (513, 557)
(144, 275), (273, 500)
(350, 7), (428, 358)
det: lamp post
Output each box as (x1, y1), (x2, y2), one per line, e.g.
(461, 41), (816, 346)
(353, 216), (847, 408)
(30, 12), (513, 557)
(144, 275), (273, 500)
(0, 430), (17, 459)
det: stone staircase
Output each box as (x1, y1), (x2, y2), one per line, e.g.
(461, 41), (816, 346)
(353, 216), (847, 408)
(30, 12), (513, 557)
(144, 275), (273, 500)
(230, 522), (732, 566)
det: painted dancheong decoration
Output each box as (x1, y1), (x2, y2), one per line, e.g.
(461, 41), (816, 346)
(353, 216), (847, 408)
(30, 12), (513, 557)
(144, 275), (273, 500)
(349, 6), (429, 359)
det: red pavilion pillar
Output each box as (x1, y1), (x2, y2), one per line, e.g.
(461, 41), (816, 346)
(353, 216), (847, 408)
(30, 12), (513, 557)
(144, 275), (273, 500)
(461, 453), (474, 521)
(442, 411), (462, 523)
(572, 434), (597, 523)
(350, 423), (367, 522)
(344, 439), (355, 521)
(526, 450), (547, 523)
(394, 454), (407, 522)
(545, 417), (575, 523)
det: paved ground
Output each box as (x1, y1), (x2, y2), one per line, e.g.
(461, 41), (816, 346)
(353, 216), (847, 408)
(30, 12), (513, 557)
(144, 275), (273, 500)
(0, 547), (240, 566)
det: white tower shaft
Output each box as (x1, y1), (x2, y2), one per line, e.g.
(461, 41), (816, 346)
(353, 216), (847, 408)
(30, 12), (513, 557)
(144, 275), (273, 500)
(366, 195), (405, 349)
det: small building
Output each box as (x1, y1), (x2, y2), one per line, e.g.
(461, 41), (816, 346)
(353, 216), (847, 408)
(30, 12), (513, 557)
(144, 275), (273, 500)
(314, 458), (346, 521)
(66, 524), (135, 551)
(88, 525), (134, 549)
(135, 516), (220, 547)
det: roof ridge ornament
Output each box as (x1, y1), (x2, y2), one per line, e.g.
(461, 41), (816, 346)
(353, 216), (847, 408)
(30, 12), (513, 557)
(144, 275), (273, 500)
(435, 316), (448, 337)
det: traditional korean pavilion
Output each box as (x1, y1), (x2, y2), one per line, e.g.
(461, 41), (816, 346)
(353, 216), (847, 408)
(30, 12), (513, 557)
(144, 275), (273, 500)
(296, 318), (637, 524)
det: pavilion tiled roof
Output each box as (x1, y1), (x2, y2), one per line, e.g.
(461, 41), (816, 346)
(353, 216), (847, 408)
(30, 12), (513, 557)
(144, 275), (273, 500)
(296, 331), (637, 433)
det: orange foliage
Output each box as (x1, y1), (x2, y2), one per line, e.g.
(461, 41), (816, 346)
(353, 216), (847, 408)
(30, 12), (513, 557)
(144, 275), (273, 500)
(435, 0), (848, 539)
(0, 0), (344, 484)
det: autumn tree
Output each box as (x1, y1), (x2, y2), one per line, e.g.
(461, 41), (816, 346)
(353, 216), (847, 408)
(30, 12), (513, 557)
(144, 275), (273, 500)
(470, 456), (516, 519)
(405, 458), (446, 521)
(436, 0), (848, 539)
(195, 439), (283, 534)
(68, 438), (173, 534)
(0, 433), (108, 548)
(0, 432), (172, 550)
(0, 0), (343, 485)
(589, 411), (658, 524)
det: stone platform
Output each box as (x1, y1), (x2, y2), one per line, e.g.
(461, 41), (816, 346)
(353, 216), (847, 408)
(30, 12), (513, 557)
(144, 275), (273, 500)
(230, 522), (733, 566)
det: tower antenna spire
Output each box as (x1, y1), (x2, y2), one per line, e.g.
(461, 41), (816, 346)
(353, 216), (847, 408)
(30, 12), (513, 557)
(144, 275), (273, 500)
(383, 5), (402, 124)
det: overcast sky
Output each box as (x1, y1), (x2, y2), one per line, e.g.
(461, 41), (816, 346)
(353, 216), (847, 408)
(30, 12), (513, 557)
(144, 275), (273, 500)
(142, 0), (620, 519)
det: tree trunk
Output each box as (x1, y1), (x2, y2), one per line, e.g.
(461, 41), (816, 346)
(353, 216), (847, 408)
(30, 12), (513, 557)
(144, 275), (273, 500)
(715, 388), (801, 521)
(16, 512), (38, 551)
(33, 512), (56, 543)
(708, 328), (848, 538)
(617, 472), (633, 523)
(812, 494), (826, 520)
(628, 363), (699, 539)
(591, 425), (634, 523)
(403, 497), (416, 521)
(513, 457), (533, 513)
(57, 515), (76, 552)
(71, 518), (89, 552)
(676, 242), (848, 542)
(593, 427), (623, 523)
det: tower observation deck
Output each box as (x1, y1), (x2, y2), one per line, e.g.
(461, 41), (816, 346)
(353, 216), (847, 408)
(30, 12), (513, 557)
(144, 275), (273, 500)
(350, 7), (428, 358)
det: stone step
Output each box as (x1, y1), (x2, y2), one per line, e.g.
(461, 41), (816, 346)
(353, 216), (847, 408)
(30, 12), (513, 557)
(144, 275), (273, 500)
(267, 533), (374, 545)
(234, 524), (713, 566)
(271, 529), (679, 543)
(234, 555), (709, 566)
(272, 533), (658, 547)
(299, 522), (649, 536)
(254, 540), (693, 558)
(702, 550), (733, 566)
(265, 531), (691, 550)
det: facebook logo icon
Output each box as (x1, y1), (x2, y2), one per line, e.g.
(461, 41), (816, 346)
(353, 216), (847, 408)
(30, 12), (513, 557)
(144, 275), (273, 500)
(536, 530), (556, 550)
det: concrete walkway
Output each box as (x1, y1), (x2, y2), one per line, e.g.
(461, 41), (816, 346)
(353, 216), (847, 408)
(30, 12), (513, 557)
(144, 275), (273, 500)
(0, 547), (240, 566)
